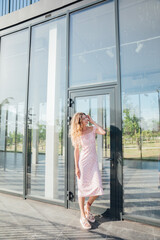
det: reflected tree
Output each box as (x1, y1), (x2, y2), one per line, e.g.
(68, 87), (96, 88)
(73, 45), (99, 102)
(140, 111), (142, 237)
(123, 109), (140, 140)
(7, 131), (23, 151)
(59, 121), (64, 156)
(38, 124), (46, 152)
(123, 108), (141, 150)
(0, 97), (14, 151)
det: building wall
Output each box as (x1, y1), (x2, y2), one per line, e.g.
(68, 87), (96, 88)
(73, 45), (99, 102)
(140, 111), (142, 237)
(0, 0), (79, 30)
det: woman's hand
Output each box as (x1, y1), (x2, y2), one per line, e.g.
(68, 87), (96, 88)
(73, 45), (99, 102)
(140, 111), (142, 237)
(87, 115), (95, 125)
(75, 167), (80, 179)
(87, 115), (106, 135)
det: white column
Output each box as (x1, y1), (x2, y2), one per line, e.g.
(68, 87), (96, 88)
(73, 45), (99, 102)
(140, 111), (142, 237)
(32, 128), (39, 165)
(45, 26), (58, 199)
(32, 101), (39, 165)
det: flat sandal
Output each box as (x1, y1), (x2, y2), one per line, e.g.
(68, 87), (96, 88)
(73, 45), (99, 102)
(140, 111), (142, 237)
(84, 204), (95, 223)
(80, 217), (91, 230)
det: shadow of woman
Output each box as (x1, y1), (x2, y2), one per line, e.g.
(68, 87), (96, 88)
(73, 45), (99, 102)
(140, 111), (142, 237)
(91, 214), (110, 229)
(90, 215), (125, 240)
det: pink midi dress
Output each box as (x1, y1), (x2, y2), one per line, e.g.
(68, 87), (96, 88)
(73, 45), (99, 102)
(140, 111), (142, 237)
(77, 126), (104, 197)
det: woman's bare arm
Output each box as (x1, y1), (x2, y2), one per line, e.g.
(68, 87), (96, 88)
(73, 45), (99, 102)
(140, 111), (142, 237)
(74, 145), (80, 178)
(87, 115), (106, 135)
(93, 121), (106, 135)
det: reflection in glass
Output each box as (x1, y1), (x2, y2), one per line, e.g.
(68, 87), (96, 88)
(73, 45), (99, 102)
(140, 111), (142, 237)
(75, 94), (110, 209)
(0, 30), (29, 193)
(120, 0), (160, 220)
(69, 1), (116, 87)
(27, 17), (66, 202)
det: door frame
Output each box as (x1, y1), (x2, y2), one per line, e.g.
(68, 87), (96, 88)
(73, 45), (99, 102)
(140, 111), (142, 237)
(67, 85), (122, 219)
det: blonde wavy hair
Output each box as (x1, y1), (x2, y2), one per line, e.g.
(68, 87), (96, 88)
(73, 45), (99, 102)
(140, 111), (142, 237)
(70, 112), (86, 147)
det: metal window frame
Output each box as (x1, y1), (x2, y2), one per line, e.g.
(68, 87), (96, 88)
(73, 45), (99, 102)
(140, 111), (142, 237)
(23, 25), (32, 199)
(67, 86), (117, 218)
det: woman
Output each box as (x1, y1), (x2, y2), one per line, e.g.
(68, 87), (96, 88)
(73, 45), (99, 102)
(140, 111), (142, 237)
(70, 112), (106, 229)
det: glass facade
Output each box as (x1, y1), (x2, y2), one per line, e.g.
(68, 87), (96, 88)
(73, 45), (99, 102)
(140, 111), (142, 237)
(0, 29), (29, 193)
(27, 17), (66, 202)
(119, 0), (160, 220)
(0, 0), (160, 225)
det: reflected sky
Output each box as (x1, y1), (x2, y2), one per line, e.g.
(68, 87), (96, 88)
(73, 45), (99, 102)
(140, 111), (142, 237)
(70, 1), (117, 86)
(0, 30), (29, 104)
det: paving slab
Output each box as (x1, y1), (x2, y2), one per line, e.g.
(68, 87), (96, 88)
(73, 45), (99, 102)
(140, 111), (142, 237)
(0, 193), (159, 240)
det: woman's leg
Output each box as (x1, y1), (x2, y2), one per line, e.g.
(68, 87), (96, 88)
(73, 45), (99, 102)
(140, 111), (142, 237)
(78, 197), (86, 218)
(79, 196), (91, 229)
(86, 195), (98, 211)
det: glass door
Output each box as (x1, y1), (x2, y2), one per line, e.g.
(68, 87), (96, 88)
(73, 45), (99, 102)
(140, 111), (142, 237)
(68, 87), (116, 215)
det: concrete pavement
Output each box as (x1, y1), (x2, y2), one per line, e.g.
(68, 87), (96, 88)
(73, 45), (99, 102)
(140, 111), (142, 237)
(0, 193), (160, 240)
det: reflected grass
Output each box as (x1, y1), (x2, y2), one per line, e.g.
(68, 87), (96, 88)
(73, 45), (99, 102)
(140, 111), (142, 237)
(123, 139), (160, 160)
(123, 147), (160, 160)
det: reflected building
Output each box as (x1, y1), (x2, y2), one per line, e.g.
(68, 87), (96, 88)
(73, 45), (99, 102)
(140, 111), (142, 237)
(0, 0), (159, 227)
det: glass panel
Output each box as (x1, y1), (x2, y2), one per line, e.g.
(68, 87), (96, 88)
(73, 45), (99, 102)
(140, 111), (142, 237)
(27, 0), (30, 6)
(1, 0), (8, 15)
(69, 2), (117, 87)
(14, 0), (17, 10)
(10, 0), (13, 12)
(27, 17), (66, 202)
(16, 0), (20, 10)
(119, 0), (160, 220)
(4, 0), (8, 14)
(0, 1), (2, 16)
(0, 29), (29, 193)
(74, 94), (110, 209)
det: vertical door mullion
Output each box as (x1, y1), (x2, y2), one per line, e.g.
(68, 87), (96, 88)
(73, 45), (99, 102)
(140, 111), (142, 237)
(23, 25), (32, 199)
(68, 91), (75, 209)
(114, 0), (123, 219)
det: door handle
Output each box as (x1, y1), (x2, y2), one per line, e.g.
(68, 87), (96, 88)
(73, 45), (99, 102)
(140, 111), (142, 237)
(67, 191), (74, 201)
(67, 116), (72, 126)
